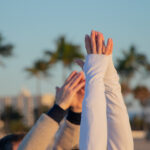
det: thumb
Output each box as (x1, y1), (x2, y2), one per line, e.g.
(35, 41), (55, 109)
(56, 86), (61, 93)
(74, 59), (84, 70)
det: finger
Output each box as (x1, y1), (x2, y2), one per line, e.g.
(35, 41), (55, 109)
(56, 86), (61, 92)
(85, 35), (92, 54)
(107, 38), (113, 55)
(80, 85), (85, 93)
(108, 38), (113, 55)
(102, 40), (105, 54)
(81, 88), (85, 94)
(73, 80), (85, 93)
(109, 38), (113, 55)
(69, 72), (84, 88)
(95, 31), (98, 52)
(74, 59), (84, 69)
(91, 30), (97, 54)
(95, 32), (98, 36)
(105, 38), (111, 55)
(97, 32), (104, 54)
(65, 71), (77, 84)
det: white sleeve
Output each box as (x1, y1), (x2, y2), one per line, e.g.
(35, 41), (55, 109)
(104, 56), (134, 150)
(79, 54), (109, 150)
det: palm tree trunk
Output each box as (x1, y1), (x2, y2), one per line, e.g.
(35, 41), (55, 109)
(36, 77), (41, 97)
(62, 65), (66, 82)
(36, 77), (42, 117)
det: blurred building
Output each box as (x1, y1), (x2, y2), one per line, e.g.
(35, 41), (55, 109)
(41, 94), (54, 108)
(0, 89), (55, 127)
(18, 89), (34, 126)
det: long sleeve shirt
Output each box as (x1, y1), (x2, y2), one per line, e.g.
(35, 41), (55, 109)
(104, 56), (133, 150)
(18, 105), (81, 150)
(80, 55), (109, 150)
(80, 54), (133, 150)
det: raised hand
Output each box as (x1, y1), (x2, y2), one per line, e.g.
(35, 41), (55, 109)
(86, 30), (113, 55)
(79, 30), (113, 149)
(75, 30), (113, 69)
(55, 71), (85, 111)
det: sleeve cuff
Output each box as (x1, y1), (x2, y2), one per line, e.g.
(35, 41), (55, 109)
(67, 110), (81, 125)
(83, 54), (110, 78)
(46, 104), (67, 124)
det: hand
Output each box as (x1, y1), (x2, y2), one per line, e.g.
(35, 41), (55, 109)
(55, 71), (85, 111)
(85, 30), (113, 55)
(75, 30), (113, 68)
(70, 83), (85, 113)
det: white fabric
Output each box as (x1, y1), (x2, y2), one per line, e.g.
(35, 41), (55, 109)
(104, 56), (133, 150)
(79, 54), (133, 150)
(80, 55), (109, 150)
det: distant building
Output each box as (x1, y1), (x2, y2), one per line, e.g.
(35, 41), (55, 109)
(41, 94), (54, 108)
(19, 89), (34, 126)
(0, 89), (55, 127)
(4, 97), (12, 107)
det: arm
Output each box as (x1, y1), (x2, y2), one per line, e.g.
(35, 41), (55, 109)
(79, 31), (111, 150)
(18, 105), (66, 150)
(53, 78), (84, 150)
(52, 110), (81, 150)
(80, 55), (109, 150)
(104, 54), (134, 150)
(18, 71), (85, 150)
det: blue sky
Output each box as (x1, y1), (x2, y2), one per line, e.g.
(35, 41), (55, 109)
(0, 0), (150, 96)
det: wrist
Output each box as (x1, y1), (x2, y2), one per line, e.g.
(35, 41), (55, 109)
(56, 98), (69, 110)
(57, 102), (69, 110)
(71, 107), (82, 113)
(84, 55), (110, 79)
(67, 109), (81, 125)
(46, 104), (67, 124)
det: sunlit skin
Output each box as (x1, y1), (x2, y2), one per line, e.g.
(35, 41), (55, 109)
(86, 30), (113, 55)
(55, 71), (85, 113)
(12, 141), (22, 150)
(75, 30), (113, 68)
(55, 30), (112, 113)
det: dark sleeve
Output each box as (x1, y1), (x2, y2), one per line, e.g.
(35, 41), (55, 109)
(67, 109), (81, 125)
(46, 104), (67, 124)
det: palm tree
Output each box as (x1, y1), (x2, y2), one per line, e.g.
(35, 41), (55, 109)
(25, 59), (50, 96)
(25, 59), (50, 117)
(1, 106), (27, 133)
(117, 45), (148, 83)
(116, 45), (150, 96)
(133, 86), (150, 106)
(45, 36), (84, 80)
(0, 34), (13, 66)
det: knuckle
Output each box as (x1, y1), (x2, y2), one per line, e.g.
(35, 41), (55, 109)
(64, 85), (68, 90)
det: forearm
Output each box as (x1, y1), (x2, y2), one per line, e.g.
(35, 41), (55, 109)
(104, 58), (133, 150)
(18, 104), (66, 150)
(53, 110), (81, 150)
(80, 55), (109, 150)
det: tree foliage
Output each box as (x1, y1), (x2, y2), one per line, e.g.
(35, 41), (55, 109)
(1, 106), (28, 133)
(45, 36), (84, 69)
(133, 86), (150, 105)
(117, 45), (150, 83)
(0, 34), (13, 66)
(25, 59), (50, 79)
(116, 45), (150, 98)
